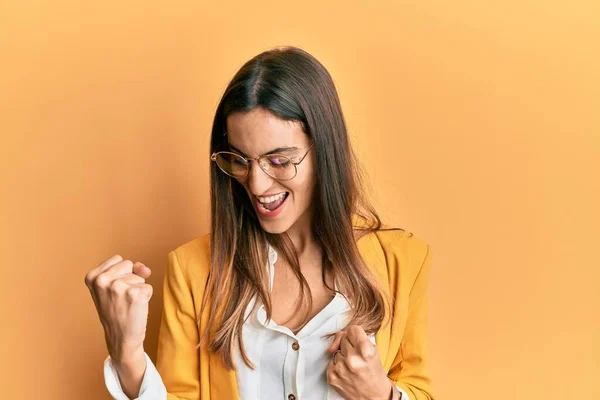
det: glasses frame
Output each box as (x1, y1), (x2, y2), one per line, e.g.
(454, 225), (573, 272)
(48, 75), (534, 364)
(211, 141), (315, 180)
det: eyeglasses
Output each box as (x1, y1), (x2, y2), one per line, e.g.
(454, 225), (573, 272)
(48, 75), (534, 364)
(211, 141), (314, 180)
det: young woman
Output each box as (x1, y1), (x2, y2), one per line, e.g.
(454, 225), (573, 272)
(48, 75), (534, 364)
(85, 46), (434, 400)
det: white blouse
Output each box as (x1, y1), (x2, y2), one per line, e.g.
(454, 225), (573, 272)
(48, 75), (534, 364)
(104, 244), (408, 400)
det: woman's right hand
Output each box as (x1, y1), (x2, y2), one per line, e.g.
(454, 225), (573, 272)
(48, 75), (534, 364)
(84, 255), (154, 365)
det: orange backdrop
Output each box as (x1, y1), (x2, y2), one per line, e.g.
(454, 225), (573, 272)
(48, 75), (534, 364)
(1, 1), (599, 399)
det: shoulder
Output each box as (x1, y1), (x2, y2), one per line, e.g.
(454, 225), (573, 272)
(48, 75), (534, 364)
(170, 232), (211, 261)
(167, 233), (211, 283)
(364, 224), (433, 287)
(374, 225), (431, 264)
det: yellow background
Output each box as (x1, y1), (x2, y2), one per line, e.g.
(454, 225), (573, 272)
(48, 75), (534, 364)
(1, 1), (598, 399)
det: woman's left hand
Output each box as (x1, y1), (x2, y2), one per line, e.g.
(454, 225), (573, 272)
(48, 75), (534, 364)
(326, 325), (394, 400)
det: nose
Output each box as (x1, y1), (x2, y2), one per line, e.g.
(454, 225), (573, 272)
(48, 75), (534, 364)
(246, 159), (274, 195)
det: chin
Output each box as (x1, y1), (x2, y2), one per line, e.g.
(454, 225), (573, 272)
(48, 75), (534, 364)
(257, 218), (292, 234)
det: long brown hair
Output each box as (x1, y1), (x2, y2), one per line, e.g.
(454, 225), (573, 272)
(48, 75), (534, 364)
(198, 45), (405, 369)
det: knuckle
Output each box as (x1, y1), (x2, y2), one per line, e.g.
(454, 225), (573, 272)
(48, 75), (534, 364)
(346, 355), (360, 372)
(95, 273), (111, 289)
(140, 284), (153, 300)
(109, 277), (128, 293)
(147, 285), (154, 299)
(126, 286), (142, 301)
(326, 364), (337, 382)
(84, 271), (93, 287)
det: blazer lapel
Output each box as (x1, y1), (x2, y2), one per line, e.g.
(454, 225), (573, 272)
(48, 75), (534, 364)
(202, 274), (241, 398)
(356, 230), (392, 370)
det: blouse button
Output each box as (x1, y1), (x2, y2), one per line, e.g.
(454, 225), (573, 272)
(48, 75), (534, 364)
(291, 341), (300, 351)
(288, 395), (296, 400)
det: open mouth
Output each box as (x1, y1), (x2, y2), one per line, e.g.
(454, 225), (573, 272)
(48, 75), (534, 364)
(256, 192), (289, 215)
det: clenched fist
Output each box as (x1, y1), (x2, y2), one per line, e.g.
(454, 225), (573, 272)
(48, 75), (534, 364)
(326, 325), (398, 399)
(84, 255), (153, 365)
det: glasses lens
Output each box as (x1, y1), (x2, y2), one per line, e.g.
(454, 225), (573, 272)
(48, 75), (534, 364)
(260, 155), (296, 179)
(215, 153), (248, 177)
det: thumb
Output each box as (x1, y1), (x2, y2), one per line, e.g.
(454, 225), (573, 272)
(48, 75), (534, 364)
(326, 330), (346, 354)
(133, 262), (152, 279)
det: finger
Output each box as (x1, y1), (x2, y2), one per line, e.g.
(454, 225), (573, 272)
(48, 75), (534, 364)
(127, 282), (154, 302)
(332, 351), (350, 377)
(326, 356), (338, 385)
(98, 255), (124, 273)
(328, 352), (345, 376)
(85, 255), (123, 286)
(345, 324), (369, 347)
(358, 336), (377, 358)
(340, 334), (355, 357)
(89, 258), (132, 285)
(93, 260), (136, 290)
(119, 273), (146, 286)
(347, 325), (376, 358)
(102, 259), (137, 279)
(326, 330), (346, 354)
(132, 262), (151, 279)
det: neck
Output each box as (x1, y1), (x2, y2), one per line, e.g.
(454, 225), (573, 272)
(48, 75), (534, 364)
(285, 207), (319, 255)
(286, 229), (323, 274)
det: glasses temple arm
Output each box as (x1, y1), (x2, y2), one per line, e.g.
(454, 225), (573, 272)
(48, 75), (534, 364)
(294, 141), (315, 164)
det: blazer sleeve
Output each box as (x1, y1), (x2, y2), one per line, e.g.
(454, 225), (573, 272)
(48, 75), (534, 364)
(387, 242), (435, 400)
(155, 249), (201, 400)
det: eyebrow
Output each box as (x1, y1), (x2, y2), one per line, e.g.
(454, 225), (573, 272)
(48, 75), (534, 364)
(228, 143), (300, 157)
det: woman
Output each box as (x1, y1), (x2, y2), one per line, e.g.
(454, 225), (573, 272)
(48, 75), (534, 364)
(85, 46), (434, 400)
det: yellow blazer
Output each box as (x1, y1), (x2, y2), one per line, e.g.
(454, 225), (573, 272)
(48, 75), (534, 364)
(156, 224), (434, 400)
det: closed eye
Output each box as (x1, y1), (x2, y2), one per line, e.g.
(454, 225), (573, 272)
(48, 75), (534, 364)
(233, 158), (248, 165)
(268, 156), (292, 166)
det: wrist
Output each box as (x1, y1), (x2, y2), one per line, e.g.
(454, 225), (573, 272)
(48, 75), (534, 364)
(113, 351), (147, 400)
(109, 338), (145, 365)
(113, 346), (145, 370)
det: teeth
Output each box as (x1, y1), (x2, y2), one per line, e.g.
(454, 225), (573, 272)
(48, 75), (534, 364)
(258, 192), (287, 204)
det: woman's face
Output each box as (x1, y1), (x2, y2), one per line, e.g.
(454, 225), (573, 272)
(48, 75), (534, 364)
(226, 108), (317, 235)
